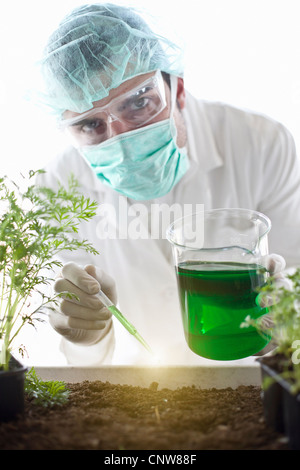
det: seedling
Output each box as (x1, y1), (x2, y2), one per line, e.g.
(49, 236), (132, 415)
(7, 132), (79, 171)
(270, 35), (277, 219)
(25, 367), (69, 408)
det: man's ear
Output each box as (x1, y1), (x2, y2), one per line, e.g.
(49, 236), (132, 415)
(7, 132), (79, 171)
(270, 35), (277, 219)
(176, 78), (186, 110)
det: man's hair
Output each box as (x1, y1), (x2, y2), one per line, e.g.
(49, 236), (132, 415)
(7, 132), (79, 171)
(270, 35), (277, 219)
(162, 72), (171, 88)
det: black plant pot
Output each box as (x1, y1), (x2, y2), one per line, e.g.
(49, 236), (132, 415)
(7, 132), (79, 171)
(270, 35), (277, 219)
(0, 356), (27, 422)
(258, 359), (285, 433)
(281, 380), (300, 450)
(258, 357), (300, 450)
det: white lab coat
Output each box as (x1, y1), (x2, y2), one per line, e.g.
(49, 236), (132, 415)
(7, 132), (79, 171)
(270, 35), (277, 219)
(35, 92), (300, 366)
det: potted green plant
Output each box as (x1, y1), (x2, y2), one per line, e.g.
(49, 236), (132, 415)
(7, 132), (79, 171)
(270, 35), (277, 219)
(0, 170), (98, 421)
(242, 268), (300, 449)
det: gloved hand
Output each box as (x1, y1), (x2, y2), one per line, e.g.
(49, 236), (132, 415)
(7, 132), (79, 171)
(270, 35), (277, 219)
(257, 253), (292, 308)
(49, 262), (117, 346)
(254, 253), (291, 356)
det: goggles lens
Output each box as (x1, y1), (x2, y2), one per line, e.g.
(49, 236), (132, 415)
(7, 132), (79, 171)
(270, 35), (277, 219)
(59, 71), (167, 146)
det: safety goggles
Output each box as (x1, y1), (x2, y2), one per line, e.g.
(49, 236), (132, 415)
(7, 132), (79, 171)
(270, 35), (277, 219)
(59, 71), (167, 146)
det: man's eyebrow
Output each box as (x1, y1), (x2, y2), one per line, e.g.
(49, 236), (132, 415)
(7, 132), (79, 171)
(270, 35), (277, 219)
(70, 117), (100, 127)
(132, 85), (153, 96)
(119, 86), (153, 103)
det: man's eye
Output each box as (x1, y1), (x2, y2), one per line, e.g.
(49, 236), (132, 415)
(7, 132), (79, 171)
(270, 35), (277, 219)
(119, 86), (153, 112)
(73, 118), (106, 133)
(118, 95), (150, 113)
(131, 97), (149, 110)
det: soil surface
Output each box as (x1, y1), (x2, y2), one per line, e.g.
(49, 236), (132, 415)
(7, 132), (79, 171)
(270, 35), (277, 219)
(0, 381), (290, 450)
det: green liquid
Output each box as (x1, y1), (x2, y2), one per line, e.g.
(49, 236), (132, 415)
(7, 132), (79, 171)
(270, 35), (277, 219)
(176, 261), (271, 360)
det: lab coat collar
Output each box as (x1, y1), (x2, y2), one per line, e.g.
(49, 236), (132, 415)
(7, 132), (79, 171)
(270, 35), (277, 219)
(182, 92), (223, 173)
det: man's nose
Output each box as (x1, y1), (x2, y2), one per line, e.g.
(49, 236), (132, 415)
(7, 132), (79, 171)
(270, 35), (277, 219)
(107, 117), (132, 138)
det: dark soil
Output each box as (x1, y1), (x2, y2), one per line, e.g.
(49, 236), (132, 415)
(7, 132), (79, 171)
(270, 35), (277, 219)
(0, 381), (290, 450)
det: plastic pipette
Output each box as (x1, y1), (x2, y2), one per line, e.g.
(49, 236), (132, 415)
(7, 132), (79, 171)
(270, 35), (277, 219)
(97, 290), (153, 354)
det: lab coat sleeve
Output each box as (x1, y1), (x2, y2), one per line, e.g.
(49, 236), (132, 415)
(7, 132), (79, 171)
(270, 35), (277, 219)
(255, 122), (300, 268)
(60, 320), (116, 366)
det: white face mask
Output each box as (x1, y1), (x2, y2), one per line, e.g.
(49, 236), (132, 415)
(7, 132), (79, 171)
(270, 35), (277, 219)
(80, 75), (189, 200)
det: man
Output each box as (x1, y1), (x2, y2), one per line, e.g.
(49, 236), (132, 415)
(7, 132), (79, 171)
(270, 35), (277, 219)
(35, 3), (300, 365)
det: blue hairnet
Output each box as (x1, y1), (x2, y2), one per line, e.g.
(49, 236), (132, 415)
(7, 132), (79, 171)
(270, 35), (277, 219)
(37, 3), (184, 116)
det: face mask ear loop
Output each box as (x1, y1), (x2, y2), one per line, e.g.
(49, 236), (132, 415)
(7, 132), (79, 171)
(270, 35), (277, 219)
(169, 74), (179, 140)
(170, 74), (178, 113)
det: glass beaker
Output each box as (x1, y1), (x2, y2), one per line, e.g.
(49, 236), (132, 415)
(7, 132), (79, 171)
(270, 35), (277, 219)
(166, 208), (272, 361)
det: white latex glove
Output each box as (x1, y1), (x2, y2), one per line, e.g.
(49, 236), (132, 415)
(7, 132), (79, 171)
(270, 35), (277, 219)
(257, 253), (292, 308)
(49, 262), (117, 346)
(254, 253), (291, 356)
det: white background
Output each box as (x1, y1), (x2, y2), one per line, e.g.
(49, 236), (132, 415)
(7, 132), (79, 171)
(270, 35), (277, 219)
(1, 0), (300, 178)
